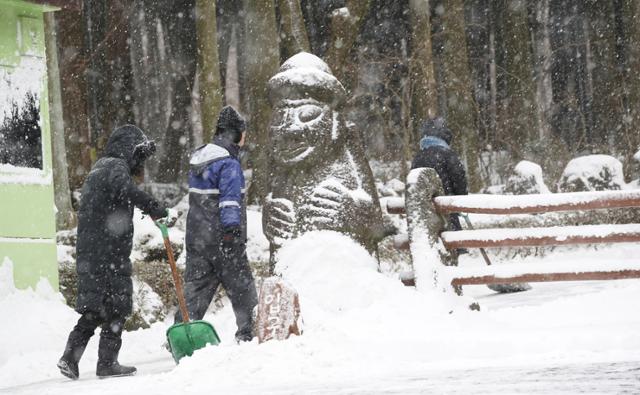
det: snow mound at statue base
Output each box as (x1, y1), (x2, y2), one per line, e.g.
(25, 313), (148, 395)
(274, 231), (455, 328)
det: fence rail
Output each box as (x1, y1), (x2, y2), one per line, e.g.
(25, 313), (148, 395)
(386, 183), (640, 290)
(434, 190), (640, 215)
(450, 270), (640, 286)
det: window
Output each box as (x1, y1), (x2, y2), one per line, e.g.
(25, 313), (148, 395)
(0, 91), (42, 170)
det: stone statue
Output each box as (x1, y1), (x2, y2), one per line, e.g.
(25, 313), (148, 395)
(263, 52), (384, 262)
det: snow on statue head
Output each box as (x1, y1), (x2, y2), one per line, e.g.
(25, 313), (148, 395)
(264, 52), (383, 264)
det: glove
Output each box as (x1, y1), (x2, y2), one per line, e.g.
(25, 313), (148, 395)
(221, 226), (242, 257)
(154, 208), (180, 228)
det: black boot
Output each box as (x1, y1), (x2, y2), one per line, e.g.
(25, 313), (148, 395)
(96, 361), (137, 379)
(96, 331), (136, 378)
(57, 357), (79, 380)
(58, 316), (96, 380)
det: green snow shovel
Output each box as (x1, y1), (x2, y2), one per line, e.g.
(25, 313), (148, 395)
(155, 222), (220, 363)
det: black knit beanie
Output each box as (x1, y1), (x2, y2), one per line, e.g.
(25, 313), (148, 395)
(215, 106), (246, 144)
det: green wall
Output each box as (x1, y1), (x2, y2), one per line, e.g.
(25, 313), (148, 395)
(0, 0), (59, 290)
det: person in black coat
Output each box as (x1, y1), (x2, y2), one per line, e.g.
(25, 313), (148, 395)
(411, 117), (468, 231)
(58, 125), (170, 380)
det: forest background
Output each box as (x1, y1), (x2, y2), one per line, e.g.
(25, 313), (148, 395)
(43, 0), (640, 229)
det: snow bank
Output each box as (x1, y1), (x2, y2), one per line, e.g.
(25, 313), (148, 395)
(505, 160), (550, 194)
(0, 259), (77, 385)
(559, 155), (625, 192)
(3, 233), (640, 392)
(275, 231), (380, 312)
(131, 208), (185, 263)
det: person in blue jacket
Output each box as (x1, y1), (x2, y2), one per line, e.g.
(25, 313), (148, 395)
(176, 105), (257, 342)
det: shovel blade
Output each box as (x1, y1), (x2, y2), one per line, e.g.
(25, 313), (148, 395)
(166, 320), (220, 363)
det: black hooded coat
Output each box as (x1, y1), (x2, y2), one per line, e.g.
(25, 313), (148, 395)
(411, 118), (468, 231)
(411, 118), (468, 196)
(75, 125), (167, 317)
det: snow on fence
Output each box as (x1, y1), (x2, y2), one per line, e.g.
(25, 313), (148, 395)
(391, 168), (640, 290)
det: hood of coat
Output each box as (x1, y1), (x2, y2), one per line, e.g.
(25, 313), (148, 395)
(419, 117), (453, 145)
(103, 124), (155, 170)
(188, 136), (240, 176)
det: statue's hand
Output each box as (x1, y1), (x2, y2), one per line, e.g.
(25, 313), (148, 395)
(300, 180), (350, 230)
(263, 194), (296, 247)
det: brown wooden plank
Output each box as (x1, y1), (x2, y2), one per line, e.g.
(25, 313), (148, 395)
(442, 231), (640, 249)
(386, 205), (406, 215)
(451, 270), (640, 286)
(434, 190), (640, 215)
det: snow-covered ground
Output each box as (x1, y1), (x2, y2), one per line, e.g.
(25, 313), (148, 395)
(2, 220), (640, 394)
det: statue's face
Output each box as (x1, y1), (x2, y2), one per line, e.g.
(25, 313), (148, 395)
(269, 100), (335, 165)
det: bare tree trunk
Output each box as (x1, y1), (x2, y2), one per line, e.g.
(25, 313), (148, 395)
(618, 0), (640, 179)
(324, 0), (371, 82)
(488, 7), (497, 142)
(408, 0), (438, 130)
(225, 26), (241, 109)
(586, 0), (622, 151)
(56, 8), (91, 190)
(497, 0), (538, 160)
(156, 0), (198, 183)
(196, 0), (223, 142)
(277, 0), (310, 59)
(527, 0), (553, 140)
(243, 0), (280, 203)
(440, 0), (481, 191)
(128, 2), (171, 178)
(82, 0), (108, 162)
(45, 12), (76, 229)
(104, 1), (135, 130)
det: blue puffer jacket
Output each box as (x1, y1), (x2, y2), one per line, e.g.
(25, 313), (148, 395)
(185, 137), (246, 252)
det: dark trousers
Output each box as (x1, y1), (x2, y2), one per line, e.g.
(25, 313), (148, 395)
(62, 311), (125, 365)
(176, 248), (257, 340)
(449, 214), (462, 231)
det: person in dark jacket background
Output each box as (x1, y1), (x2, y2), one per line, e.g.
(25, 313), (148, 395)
(411, 117), (468, 231)
(58, 125), (171, 380)
(177, 105), (257, 343)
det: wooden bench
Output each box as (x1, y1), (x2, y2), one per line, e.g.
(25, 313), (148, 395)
(388, 168), (640, 291)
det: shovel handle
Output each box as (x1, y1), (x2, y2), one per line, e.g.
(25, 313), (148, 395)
(162, 236), (191, 322)
(460, 214), (493, 266)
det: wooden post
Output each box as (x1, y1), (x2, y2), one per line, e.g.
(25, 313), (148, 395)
(405, 168), (454, 292)
(44, 12), (76, 230)
(196, 0), (223, 143)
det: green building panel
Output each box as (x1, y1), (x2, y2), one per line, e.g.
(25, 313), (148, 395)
(0, 0), (59, 291)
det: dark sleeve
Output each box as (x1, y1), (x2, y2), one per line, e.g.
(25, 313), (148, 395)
(111, 164), (167, 218)
(410, 151), (423, 170)
(448, 152), (468, 195)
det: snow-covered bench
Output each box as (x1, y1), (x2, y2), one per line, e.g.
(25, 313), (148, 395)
(389, 168), (640, 292)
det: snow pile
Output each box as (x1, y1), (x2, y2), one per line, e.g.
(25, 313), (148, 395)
(130, 278), (165, 327)
(558, 155), (625, 192)
(131, 208), (185, 263)
(246, 206), (270, 263)
(3, 232), (640, 392)
(0, 259), (77, 385)
(276, 231), (381, 312)
(504, 160), (550, 194)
